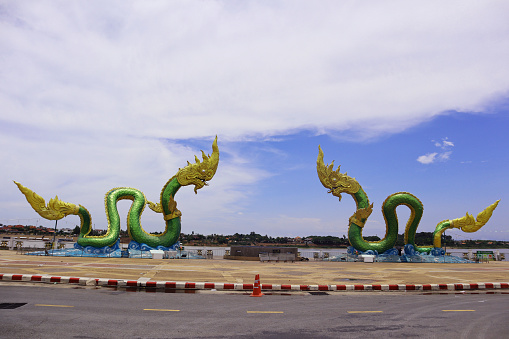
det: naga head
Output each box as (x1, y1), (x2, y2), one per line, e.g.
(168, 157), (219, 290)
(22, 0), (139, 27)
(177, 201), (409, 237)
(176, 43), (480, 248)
(176, 136), (220, 194)
(317, 145), (361, 201)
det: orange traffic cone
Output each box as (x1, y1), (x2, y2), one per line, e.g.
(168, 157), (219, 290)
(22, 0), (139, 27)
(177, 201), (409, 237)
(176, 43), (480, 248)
(250, 274), (264, 297)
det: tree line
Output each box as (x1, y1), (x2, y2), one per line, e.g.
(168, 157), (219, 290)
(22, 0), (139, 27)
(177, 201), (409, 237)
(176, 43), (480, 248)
(3, 225), (507, 249)
(178, 231), (509, 249)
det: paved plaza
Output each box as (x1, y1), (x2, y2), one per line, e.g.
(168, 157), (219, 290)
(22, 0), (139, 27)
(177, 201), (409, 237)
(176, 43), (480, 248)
(2, 251), (509, 286)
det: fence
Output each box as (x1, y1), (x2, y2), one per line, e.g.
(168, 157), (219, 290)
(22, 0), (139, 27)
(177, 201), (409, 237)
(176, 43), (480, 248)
(259, 253), (296, 262)
(6, 241), (507, 261)
(299, 250), (346, 260)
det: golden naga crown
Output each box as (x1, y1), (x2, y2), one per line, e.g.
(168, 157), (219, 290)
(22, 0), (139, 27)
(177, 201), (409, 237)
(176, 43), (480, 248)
(317, 145), (361, 200)
(176, 135), (220, 193)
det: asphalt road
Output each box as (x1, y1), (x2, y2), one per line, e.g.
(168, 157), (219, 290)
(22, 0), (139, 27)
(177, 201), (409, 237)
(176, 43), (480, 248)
(1, 285), (509, 338)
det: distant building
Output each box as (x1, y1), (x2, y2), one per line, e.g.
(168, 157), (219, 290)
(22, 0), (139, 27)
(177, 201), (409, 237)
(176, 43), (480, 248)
(225, 245), (298, 261)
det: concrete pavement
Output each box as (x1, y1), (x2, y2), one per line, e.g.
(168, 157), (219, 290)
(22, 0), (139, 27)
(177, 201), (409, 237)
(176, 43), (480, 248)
(2, 251), (509, 288)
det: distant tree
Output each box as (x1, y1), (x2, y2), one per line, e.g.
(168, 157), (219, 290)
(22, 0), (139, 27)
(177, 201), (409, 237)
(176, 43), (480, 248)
(364, 236), (381, 242)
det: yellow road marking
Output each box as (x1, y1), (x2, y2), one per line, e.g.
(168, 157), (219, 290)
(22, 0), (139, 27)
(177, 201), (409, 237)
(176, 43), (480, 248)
(35, 304), (74, 308)
(442, 310), (476, 312)
(144, 309), (180, 312)
(347, 311), (383, 314)
(247, 311), (284, 314)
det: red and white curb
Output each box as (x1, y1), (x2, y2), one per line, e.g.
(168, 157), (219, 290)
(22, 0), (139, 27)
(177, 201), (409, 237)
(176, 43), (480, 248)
(1, 273), (508, 292)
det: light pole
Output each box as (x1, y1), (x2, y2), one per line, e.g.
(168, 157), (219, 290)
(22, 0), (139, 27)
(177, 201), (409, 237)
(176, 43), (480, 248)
(52, 220), (58, 255)
(443, 230), (446, 263)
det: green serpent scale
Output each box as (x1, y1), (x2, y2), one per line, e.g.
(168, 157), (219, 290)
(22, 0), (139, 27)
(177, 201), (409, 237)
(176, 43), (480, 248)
(317, 146), (499, 253)
(15, 137), (220, 249)
(348, 190), (430, 253)
(76, 180), (182, 248)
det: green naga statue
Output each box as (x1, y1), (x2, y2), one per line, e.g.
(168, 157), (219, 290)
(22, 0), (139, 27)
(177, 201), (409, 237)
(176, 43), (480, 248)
(317, 146), (500, 254)
(15, 137), (219, 249)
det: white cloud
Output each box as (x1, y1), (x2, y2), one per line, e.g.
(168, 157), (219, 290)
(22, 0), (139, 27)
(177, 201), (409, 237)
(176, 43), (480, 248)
(438, 151), (452, 161)
(1, 1), (509, 141)
(0, 130), (267, 232)
(442, 140), (455, 148)
(417, 138), (455, 164)
(417, 152), (438, 164)
(433, 138), (455, 149)
(1, 1), (509, 234)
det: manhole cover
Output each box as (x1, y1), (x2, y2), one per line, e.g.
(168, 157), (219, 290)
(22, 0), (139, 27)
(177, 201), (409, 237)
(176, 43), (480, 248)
(308, 291), (329, 295)
(0, 303), (27, 309)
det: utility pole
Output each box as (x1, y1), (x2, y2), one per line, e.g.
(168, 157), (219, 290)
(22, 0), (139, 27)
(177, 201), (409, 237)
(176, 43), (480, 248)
(443, 230), (446, 263)
(52, 220), (58, 255)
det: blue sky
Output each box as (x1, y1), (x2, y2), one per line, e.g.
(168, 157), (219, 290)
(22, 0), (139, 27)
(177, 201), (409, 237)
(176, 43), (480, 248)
(1, 1), (508, 241)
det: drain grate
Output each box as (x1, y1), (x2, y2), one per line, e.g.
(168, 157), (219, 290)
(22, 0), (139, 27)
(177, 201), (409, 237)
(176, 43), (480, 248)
(0, 303), (27, 309)
(308, 291), (329, 295)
